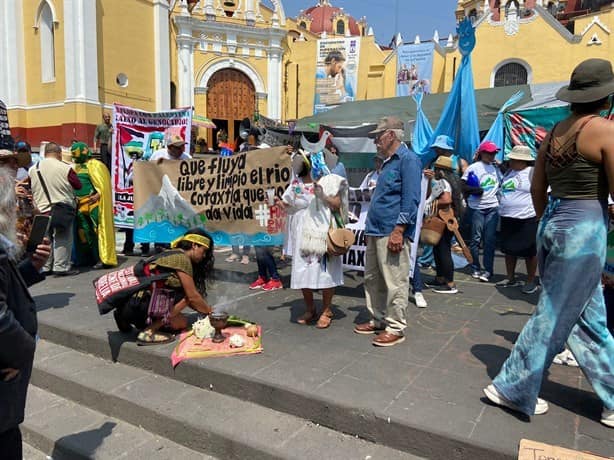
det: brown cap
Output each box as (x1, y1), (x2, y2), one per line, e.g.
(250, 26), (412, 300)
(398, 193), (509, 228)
(368, 116), (405, 138)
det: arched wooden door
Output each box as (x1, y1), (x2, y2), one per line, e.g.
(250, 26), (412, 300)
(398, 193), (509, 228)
(206, 69), (255, 148)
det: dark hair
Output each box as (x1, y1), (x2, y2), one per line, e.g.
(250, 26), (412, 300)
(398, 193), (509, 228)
(297, 157), (311, 178)
(324, 50), (345, 64)
(434, 168), (465, 218)
(15, 140), (30, 152)
(175, 227), (215, 295)
(570, 96), (611, 115)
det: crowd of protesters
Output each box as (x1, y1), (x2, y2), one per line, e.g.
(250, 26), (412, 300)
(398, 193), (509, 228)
(1, 59), (614, 459)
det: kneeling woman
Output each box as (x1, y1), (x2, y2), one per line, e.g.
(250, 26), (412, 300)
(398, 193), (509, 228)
(114, 228), (214, 345)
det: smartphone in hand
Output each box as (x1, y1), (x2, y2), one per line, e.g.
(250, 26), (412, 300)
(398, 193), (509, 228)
(26, 215), (51, 253)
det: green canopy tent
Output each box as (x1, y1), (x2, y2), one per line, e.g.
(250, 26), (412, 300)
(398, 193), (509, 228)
(296, 85), (533, 135)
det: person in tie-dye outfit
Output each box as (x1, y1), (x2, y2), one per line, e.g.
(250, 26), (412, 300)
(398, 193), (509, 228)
(484, 59), (614, 428)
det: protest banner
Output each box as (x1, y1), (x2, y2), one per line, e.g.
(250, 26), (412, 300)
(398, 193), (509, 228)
(314, 37), (360, 114)
(133, 146), (291, 245)
(343, 179), (427, 273)
(111, 104), (192, 228)
(396, 42), (435, 97)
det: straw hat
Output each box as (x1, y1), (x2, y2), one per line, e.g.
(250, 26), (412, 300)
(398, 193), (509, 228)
(433, 155), (454, 170)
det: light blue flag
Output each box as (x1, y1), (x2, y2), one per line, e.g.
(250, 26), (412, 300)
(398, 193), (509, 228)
(411, 92), (434, 162)
(425, 19), (480, 166)
(482, 91), (525, 162)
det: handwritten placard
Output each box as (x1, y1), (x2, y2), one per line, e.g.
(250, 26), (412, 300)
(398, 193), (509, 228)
(518, 439), (611, 460)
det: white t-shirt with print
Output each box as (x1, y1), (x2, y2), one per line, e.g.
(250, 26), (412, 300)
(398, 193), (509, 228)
(462, 161), (500, 210)
(499, 167), (535, 219)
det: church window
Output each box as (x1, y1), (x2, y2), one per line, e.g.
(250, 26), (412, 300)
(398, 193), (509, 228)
(494, 62), (528, 86)
(299, 21), (307, 29)
(38, 1), (55, 82)
(336, 20), (345, 35)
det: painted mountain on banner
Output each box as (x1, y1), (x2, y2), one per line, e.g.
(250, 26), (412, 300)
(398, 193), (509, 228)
(136, 174), (202, 229)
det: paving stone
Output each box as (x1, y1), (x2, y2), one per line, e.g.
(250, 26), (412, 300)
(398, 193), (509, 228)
(23, 386), (213, 460)
(22, 442), (51, 460)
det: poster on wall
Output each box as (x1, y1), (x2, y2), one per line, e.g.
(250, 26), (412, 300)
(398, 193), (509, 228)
(314, 38), (360, 114)
(396, 42), (435, 97)
(132, 146), (291, 245)
(111, 104), (192, 228)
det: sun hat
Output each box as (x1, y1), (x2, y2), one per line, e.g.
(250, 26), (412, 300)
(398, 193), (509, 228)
(0, 149), (31, 168)
(506, 145), (534, 162)
(368, 116), (405, 138)
(433, 155), (454, 170)
(556, 59), (614, 103)
(431, 135), (454, 151)
(477, 140), (500, 154)
(168, 134), (187, 147)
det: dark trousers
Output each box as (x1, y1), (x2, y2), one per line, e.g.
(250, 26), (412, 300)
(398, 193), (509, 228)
(255, 246), (279, 280)
(604, 286), (614, 334)
(433, 229), (454, 283)
(411, 257), (424, 293)
(123, 228), (150, 254)
(100, 143), (111, 172)
(0, 426), (22, 460)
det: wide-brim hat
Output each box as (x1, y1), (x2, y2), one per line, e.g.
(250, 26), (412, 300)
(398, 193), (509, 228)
(506, 145), (534, 162)
(0, 149), (31, 168)
(556, 58), (614, 103)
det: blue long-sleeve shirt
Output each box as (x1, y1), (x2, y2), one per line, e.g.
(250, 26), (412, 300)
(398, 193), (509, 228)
(365, 143), (422, 240)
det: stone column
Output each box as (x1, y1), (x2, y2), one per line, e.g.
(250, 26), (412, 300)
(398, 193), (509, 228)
(0, 0), (26, 107)
(63, 0), (99, 103)
(153, 0), (171, 110)
(176, 19), (195, 108)
(266, 45), (282, 120)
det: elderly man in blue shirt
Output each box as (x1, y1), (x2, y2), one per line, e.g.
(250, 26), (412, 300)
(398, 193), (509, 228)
(354, 116), (422, 347)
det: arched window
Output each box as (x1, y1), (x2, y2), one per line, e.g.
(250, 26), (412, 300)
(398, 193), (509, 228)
(336, 20), (345, 35)
(299, 21), (307, 29)
(494, 62), (528, 86)
(38, 1), (55, 82)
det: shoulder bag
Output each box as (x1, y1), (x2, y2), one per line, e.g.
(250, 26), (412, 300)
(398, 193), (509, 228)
(326, 211), (355, 257)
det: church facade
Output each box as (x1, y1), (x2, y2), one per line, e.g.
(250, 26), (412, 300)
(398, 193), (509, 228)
(1, 0), (613, 149)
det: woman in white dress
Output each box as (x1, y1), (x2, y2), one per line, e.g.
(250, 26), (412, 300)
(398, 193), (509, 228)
(280, 152), (348, 329)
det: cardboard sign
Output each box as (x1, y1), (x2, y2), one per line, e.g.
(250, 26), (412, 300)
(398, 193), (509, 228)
(133, 146), (291, 245)
(518, 439), (611, 460)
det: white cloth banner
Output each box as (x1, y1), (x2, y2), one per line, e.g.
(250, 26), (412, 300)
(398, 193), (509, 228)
(342, 178), (428, 275)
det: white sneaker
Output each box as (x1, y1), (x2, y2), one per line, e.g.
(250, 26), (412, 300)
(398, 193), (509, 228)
(602, 408), (614, 427)
(552, 349), (579, 367)
(495, 278), (522, 288)
(521, 282), (539, 294)
(478, 271), (491, 282)
(414, 292), (428, 308)
(483, 384), (549, 415)
(471, 270), (481, 279)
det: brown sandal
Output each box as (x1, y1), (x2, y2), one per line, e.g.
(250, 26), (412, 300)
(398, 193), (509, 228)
(316, 312), (333, 329)
(297, 311), (316, 325)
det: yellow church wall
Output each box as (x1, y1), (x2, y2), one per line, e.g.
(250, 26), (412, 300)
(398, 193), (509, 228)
(97, 0), (157, 112)
(282, 38), (318, 119)
(469, 12), (614, 89)
(22, 1), (66, 106)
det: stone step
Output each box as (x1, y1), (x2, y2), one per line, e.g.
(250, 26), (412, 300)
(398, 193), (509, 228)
(23, 386), (213, 460)
(31, 339), (418, 460)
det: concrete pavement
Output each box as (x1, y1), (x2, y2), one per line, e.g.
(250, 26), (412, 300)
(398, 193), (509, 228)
(24, 246), (614, 459)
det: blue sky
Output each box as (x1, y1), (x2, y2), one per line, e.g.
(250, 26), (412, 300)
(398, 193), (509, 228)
(280, 0), (459, 44)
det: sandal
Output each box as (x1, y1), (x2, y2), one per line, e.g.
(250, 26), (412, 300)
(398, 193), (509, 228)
(316, 312), (333, 329)
(240, 255), (250, 265)
(297, 311), (316, 325)
(136, 331), (175, 346)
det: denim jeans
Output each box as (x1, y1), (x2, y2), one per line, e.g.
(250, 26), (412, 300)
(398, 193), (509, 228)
(493, 199), (614, 415)
(417, 244), (434, 267)
(255, 246), (279, 280)
(468, 207), (498, 274)
(411, 257), (424, 293)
